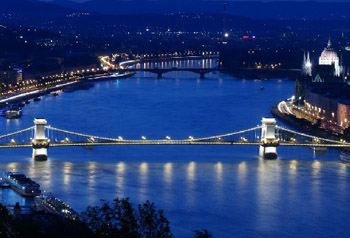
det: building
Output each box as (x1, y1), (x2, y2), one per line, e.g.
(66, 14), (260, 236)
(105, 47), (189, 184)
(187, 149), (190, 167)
(301, 38), (344, 83)
(0, 69), (19, 87)
(296, 39), (350, 132)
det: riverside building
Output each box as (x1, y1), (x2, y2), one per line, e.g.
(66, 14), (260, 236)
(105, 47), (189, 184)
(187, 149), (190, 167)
(294, 39), (350, 133)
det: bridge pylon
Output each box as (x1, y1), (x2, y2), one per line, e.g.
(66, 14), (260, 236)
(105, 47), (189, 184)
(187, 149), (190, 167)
(259, 117), (278, 159)
(157, 72), (163, 79)
(32, 118), (49, 161)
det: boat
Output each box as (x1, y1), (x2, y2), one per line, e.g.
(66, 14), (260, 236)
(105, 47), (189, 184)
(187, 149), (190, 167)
(63, 86), (76, 93)
(34, 193), (78, 220)
(78, 82), (94, 90)
(3, 172), (41, 197)
(5, 107), (22, 119)
(309, 146), (327, 153)
(14, 102), (25, 108)
(340, 150), (350, 163)
(0, 109), (7, 117)
(0, 178), (10, 188)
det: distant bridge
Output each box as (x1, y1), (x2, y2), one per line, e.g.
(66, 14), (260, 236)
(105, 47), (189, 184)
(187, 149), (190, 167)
(115, 68), (220, 79)
(0, 118), (348, 161)
(115, 67), (301, 79)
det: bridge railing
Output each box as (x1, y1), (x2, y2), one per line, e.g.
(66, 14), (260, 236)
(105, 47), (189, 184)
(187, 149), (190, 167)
(0, 127), (34, 145)
(276, 126), (350, 146)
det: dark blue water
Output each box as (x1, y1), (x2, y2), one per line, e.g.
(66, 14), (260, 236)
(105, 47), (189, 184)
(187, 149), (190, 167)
(0, 59), (349, 238)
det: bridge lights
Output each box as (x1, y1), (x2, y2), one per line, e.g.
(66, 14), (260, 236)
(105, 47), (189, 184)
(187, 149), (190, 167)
(118, 136), (123, 141)
(218, 137), (222, 141)
(142, 136), (146, 140)
(166, 136), (171, 140)
(189, 136), (194, 140)
(10, 139), (15, 144)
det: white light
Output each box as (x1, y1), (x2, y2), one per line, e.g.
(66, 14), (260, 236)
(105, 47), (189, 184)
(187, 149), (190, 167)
(224, 33), (229, 38)
(142, 136), (146, 140)
(166, 136), (171, 140)
(118, 136), (123, 140)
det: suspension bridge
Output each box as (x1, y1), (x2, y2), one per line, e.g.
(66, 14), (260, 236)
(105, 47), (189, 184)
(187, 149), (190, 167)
(0, 118), (349, 161)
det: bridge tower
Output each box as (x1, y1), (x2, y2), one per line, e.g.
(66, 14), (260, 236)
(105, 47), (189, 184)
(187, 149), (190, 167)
(199, 71), (205, 79)
(259, 118), (278, 159)
(157, 72), (163, 79)
(32, 118), (49, 161)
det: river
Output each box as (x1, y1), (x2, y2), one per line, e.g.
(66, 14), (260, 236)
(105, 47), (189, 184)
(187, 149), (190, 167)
(0, 58), (349, 238)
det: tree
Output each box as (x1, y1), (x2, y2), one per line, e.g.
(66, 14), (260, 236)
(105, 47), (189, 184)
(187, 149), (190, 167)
(0, 204), (15, 238)
(138, 201), (172, 238)
(81, 198), (173, 238)
(343, 126), (350, 140)
(194, 229), (213, 238)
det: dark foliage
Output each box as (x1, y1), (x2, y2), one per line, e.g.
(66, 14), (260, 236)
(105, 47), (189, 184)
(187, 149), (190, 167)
(81, 198), (173, 238)
(0, 204), (15, 238)
(194, 229), (213, 238)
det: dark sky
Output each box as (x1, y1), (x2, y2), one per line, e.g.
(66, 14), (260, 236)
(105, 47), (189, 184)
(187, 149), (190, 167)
(45, 0), (350, 2)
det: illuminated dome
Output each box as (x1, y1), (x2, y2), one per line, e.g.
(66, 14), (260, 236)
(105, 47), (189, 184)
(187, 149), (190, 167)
(319, 39), (339, 65)
(318, 38), (341, 76)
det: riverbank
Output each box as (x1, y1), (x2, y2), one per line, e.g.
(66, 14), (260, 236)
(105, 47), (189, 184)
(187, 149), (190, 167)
(0, 72), (133, 108)
(271, 104), (342, 141)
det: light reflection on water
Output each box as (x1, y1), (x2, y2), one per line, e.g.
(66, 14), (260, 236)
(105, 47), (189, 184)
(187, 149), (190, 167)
(0, 59), (350, 237)
(0, 158), (349, 237)
(116, 162), (125, 198)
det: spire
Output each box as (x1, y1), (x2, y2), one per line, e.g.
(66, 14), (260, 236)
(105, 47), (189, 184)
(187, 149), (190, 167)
(327, 36), (332, 48)
(302, 51), (312, 76)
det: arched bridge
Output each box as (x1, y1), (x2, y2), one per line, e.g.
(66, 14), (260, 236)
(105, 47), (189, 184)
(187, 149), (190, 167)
(114, 67), (301, 79)
(0, 118), (349, 161)
(116, 68), (220, 79)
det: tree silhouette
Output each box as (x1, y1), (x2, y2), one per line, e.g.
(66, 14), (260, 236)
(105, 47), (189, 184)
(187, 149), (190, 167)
(81, 198), (173, 238)
(0, 204), (15, 238)
(194, 229), (213, 238)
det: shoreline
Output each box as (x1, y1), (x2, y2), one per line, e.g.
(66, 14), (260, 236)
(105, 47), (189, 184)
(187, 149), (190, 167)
(0, 72), (133, 107)
(1, 55), (218, 108)
(271, 104), (343, 142)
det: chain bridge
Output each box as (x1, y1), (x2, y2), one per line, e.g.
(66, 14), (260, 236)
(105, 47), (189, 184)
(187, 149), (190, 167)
(0, 118), (349, 161)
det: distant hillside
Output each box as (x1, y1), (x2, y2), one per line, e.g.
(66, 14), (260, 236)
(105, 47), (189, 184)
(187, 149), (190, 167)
(49, 0), (350, 19)
(0, 0), (75, 17)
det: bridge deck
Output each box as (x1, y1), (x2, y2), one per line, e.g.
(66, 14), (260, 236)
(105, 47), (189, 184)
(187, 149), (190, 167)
(1, 141), (350, 148)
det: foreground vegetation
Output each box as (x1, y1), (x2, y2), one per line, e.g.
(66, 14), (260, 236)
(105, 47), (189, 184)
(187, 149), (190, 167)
(0, 198), (212, 238)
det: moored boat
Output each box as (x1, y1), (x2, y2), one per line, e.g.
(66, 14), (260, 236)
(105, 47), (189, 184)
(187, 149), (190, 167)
(3, 172), (41, 197)
(5, 107), (22, 119)
(309, 146), (327, 154)
(34, 193), (78, 220)
(340, 150), (350, 163)
(0, 178), (10, 188)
